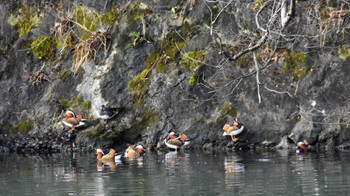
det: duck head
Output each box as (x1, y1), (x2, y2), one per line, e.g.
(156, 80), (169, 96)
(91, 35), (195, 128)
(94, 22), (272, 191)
(64, 110), (76, 118)
(108, 149), (116, 157)
(134, 144), (146, 155)
(96, 148), (104, 159)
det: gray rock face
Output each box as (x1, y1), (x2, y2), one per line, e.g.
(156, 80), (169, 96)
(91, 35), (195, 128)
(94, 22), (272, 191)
(0, 0), (349, 153)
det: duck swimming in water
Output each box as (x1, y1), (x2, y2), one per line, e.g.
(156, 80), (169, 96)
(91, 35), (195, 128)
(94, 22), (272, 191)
(96, 148), (116, 162)
(164, 131), (191, 150)
(124, 144), (146, 159)
(296, 139), (310, 153)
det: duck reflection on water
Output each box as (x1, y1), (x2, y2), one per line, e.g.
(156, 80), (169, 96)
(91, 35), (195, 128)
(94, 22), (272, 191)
(224, 156), (245, 174)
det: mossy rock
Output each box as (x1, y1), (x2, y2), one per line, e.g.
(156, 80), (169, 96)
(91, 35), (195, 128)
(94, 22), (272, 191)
(2, 120), (34, 134)
(281, 52), (308, 81)
(127, 69), (150, 106)
(189, 73), (198, 86)
(338, 45), (350, 61)
(31, 35), (58, 61)
(179, 50), (206, 71)
(126, 1), (152, 24)
(7, 3), (43, 37)
(58, 96), (91, 115)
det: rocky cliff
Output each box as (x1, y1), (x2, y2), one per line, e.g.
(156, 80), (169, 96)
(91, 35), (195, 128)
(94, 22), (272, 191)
(0, 0), (349, 153)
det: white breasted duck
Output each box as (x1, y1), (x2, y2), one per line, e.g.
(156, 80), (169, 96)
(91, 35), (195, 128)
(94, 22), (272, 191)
(99, 105), (121, 120)
(96, 148), (116, 162)
(124, 144), (146, 159)
(96, 148), (116, 171)
(164, 131), (191, 150)
(62, 110), (88, 130)
(223, 120), (244, 142)
(296, 139), (310, 153)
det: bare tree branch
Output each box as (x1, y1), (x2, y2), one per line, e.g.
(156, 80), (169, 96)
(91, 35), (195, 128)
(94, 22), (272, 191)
(253, 52), (261, 104)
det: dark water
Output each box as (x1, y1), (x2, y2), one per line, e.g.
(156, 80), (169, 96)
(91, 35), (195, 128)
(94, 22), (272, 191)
(1, 149), (350, 196)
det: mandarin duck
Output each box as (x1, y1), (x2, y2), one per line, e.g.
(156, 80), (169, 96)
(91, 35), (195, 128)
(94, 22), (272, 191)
(96, 148), (116, 162)
(222, 121), (244, 142)
(62, 110), (88, 130)
(124, 144), (146, 159)
(296, 139), (310, 153)
(164, 131), (191, 150)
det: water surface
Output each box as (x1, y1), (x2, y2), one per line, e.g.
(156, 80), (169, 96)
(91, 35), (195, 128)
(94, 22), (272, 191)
(1, 149), (350, 195)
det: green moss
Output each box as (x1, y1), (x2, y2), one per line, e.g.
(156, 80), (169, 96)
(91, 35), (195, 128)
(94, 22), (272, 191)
(58, 70), (70, 80)
(145, 52), (159, 69)
(251, 0), (264, 11)
(338, 45), (350, 61)
(220, 103), (238, 116)
(31, 35), (58, 61)
(73, 6), (100, 33)
(82, 100), (91, 110)
(128, 69), (150, 93)
(126, 1), (152, 23)
(59, 96), (91, 114)
(101, 8), (118, 25)
(127, 69), (150, 106)
(179, 50), (206, 71)
(281, 52), (308, 81)
(126, 31), (141, 48)
(181, 22), (199, 40)
(131, 108), (160, 129)
(3, 120), (34, 134)
(189, 73), (198, 86)
(7, 4), (43, 37)
(211, 102), (238, 123)
(84, 123), (105, 138)
(141, 108), (161, 127)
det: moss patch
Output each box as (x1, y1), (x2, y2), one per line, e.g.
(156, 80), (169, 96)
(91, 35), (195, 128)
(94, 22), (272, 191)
(31, 35), (58, 61)
(101, 8), (118, 25)
(251, 0), (264, 11)
(212, 102), (238, 123)
(7, 3), (43, 37)
(58, 96), (91, 115)
(131, 108), (161, 130)
(338, 45), (350, 61)
(220, 102), (238, 117)
(189, 73), (198, 86)
(127, 69), (150, 106)
(3, 120), (34, 134)
(125, 1), (152, 24)
(281, 52), (308, 81)
(179, 50), (206, 71)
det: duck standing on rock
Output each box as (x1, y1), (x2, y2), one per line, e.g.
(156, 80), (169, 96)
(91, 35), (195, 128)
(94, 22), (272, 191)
(164, 130), (191, 150)
(223, 119), (244, 142)
(62, 110), (88, 148)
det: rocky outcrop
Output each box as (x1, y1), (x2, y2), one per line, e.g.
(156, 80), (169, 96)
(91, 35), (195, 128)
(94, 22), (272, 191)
(0, 0), (350, 153)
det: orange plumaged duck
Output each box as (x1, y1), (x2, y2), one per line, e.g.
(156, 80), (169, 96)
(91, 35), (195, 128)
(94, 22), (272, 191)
(164, 131), (191, 150)
(96, 148), (116, 162)
(223, 121), (244, 142)
(124, 144), (146, 159)
(62, 113), (87, 129)
(296, 140), (310, 153)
